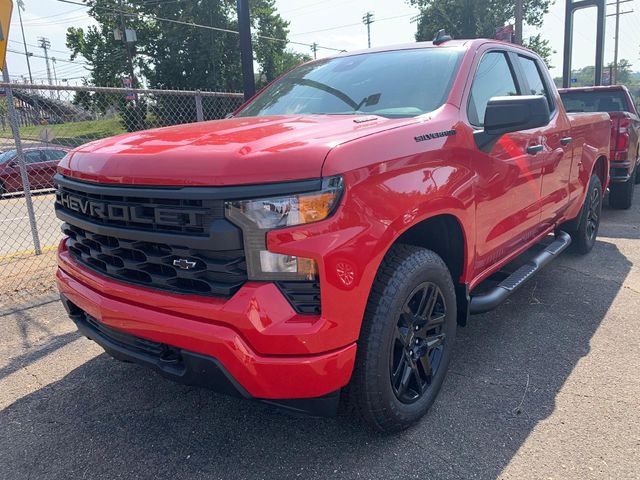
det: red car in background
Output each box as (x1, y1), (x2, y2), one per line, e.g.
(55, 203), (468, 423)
(0, 146), (69, 195)
(560, 85), (640, 209)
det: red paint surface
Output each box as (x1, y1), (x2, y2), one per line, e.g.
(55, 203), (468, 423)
(57, 39), (611, 399)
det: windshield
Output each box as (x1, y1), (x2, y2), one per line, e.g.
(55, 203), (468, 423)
(238, 48), (464, 119)
(560, 90), (632, 113)
(0, 150), (16, 164)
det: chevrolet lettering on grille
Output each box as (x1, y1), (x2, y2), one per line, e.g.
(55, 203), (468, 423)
(56, 190), (203, 228)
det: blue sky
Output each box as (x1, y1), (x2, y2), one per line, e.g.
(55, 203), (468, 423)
(5, 0), (640, 85)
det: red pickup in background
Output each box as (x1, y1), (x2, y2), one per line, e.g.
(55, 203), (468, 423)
(560, 85), (639, 209)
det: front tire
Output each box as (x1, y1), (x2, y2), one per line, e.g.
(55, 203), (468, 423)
(568, 174), (602, 255)
(345, 245), (457, 433)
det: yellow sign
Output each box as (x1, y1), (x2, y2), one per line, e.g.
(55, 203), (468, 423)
(0, 0), (13, 71)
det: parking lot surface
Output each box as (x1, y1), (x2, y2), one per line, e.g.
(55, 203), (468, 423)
(1, 197), (639, 480)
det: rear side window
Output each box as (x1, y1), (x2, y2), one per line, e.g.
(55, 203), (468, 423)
(24, 151), (43, 164)
(468, 52), (519, 127)
(518, 55), (553, 111)
(44, 150), (67, 161)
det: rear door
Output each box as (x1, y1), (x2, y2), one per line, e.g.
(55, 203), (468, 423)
(467, 50), (547, 275)
(515, 54), (573, 227)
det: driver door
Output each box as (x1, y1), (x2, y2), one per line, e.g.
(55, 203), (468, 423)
(467, 50), (546, 277)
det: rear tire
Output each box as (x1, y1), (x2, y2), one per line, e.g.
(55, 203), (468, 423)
(344, 245), (457, 433)
(567, 174), (602, 255)
(609, 167), (635, 209)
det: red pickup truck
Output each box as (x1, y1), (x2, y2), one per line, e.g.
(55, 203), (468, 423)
(560, 85), (640, 209)
(55, 39), (611, 432)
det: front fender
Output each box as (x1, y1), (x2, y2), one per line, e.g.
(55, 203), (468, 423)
(267, 157), (475, 351)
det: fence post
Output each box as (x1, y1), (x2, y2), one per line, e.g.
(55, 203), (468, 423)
(195, 90), (204, 122)
(2, 69), (42, 255)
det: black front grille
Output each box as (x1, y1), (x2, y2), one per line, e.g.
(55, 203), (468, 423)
(55, 184), (223, 236)
(63, 223), (247, 297)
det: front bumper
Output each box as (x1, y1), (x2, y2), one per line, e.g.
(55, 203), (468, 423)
(57, 247), (357, 410)
(60, 295), (341, 416)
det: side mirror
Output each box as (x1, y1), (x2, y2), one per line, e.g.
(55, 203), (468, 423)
(485, 95), (550, 135)
(475, 95), (550, 150)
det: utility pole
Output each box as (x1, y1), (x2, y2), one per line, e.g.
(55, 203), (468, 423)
(237, 0), (255, 100)
(311, 42), (318, 60)
(16, 0), (33, 84)
(515, 0), (523, 44)
(607, 0), (634, 85)
(362, 11), (374, 48)
(117, 0), (137, 92)
(51, 58), (60, 99)
(37, 37), (53, 85)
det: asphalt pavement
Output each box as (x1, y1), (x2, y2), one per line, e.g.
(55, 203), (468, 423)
(1, 195), (639, 479)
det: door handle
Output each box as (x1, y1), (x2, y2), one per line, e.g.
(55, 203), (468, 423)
(527, 144), (544, 155)
(560, 137), (573, 146)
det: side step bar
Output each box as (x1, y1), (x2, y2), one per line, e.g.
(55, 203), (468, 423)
(469, 231), (572, 315)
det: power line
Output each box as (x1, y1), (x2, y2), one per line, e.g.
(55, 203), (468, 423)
(8, 40), (75, 56)
(290, 13), (414, 37)
(56, 0), (346, 52)
(7, 48), (90, 66)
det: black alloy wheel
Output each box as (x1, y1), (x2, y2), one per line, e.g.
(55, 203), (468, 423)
(390, 282), (446, 404)
(586, 185), (601, 242)
(344, 245), (457, 433)
(566, 173), (602, 255)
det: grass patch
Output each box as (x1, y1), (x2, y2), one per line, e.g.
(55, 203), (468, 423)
(0, 117), (126, 148)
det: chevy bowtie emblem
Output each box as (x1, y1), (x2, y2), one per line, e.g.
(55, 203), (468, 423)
(173, 258), (197, 270)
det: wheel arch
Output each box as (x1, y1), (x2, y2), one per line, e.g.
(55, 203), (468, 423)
(382, 213), (470, 326)
(593, 154), (608, 193)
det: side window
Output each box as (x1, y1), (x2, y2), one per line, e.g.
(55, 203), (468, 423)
(24, 151), (44, 165)
(518, 56), (553, 111)
(468, 52), (519, 127)
(45, 150), (67, 161)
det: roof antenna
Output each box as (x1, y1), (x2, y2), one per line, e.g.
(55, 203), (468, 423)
(433, 29), (453, 45)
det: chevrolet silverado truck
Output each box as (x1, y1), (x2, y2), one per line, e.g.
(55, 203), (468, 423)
(560, 85), (639, 209)
(55, 38), (611, 433)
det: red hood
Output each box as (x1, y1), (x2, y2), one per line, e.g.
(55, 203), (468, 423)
(58, 115), (413, 186)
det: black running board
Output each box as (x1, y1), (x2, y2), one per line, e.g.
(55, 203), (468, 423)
(469, 231), (572, 314)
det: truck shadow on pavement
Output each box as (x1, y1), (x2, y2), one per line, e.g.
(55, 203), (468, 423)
(0, 234), (635, 479)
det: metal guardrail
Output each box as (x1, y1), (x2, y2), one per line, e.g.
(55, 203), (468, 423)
(0, 82), (244, 304)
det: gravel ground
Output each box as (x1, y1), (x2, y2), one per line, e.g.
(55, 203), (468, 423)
(1, 196), (639, 480)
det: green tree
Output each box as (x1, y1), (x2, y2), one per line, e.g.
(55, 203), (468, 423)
(608, 59), (633, 85)
(65, 0), (292, 92)
(523, 33), (555, 67)
(410, 0), (553, 60)
(252, 0), (291, 85)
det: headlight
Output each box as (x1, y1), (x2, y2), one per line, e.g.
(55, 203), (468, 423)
(225, 176), (343, 280)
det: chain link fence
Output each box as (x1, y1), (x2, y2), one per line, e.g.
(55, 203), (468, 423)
(0, 83), (244, 305)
